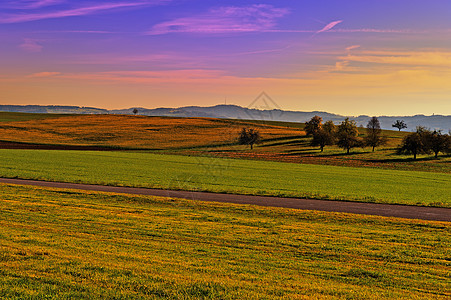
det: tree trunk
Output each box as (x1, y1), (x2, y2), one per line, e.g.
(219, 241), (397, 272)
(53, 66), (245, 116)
(347, 147), (350, 154)
(435, 151), (438, 158)
(413, 152), (417, 160)
(250, 143), (253, 150)
(372, 145), (375, 152)
(320, 146), (324, 152)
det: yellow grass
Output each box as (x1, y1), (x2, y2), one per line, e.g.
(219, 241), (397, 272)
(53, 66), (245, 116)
(0, 115), (302, 149)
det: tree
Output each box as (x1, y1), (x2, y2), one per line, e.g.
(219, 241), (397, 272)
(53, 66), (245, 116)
(238, 128), (261, 150)
(392, 120), (407, 131)
(132, 108), (138, 115)
(397, 132), (424, 160)
(311, 120), (336, 152)
(337, 118), (362, 154)
(423, 130), (450, 158)
(305, 116), (322, 136)
(323, 120), (336, 135)
(311, 129), (334, 152)
(364, 117), (387, 151)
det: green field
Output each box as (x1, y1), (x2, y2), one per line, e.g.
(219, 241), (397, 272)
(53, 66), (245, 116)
(0, 111), (449, 173)
(0, 184), (449, 299)
(0, 149), (449, 207)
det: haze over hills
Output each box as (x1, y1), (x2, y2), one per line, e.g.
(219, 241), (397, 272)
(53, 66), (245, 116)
(0, 104), (449, 132)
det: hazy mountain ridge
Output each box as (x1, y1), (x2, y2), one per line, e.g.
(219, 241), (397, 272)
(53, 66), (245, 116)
(1, 104), (449, 131)
(0, 105), (108, 114)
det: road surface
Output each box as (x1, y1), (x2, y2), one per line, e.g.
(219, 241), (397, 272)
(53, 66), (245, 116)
(0, 178), (449, 222)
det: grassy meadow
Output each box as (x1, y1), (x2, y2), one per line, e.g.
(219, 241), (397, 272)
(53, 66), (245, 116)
(0, 149), (449, 207)
(0, 114), (301, 149)
(0, 112), (449, 173)
(0, 112), (70, 123)
(0, 184), (449, 299)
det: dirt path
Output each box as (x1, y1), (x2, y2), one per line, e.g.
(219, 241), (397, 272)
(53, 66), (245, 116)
(0, 177), (449, 222)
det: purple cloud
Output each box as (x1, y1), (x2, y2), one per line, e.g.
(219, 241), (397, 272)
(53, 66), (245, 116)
(147, 4), (290, 35)
(19, 38), (43, 52)
(0, 0), (65, 9)
(18, 0), (65, 9)
(0, 1), (168, 23)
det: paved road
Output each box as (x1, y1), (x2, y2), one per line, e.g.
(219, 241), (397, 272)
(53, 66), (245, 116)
(0, 178), (449, 222)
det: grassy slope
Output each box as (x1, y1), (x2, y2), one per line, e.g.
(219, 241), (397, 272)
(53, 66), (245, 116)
(0, 184), (449, 299)
(0, 149), (449, 207)
(0, 112), (448, 173)
(183, 128), (450, 173)
(0, 111), (70, 123)
(0, 114), (301, 149)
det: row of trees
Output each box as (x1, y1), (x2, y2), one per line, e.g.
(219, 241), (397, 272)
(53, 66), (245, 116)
(305, 116), (450, 159)
(305, 116), (387, 154)
(398, 127), (450, 159)
(237, 116), (450, 160)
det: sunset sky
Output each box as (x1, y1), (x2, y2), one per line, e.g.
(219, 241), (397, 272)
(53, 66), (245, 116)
(1, 0), (450, 116)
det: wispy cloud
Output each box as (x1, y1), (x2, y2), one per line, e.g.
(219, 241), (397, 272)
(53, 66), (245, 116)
(15, 0), (65, 9)
(28, 71), (61, 78)
(147, 4), (289, 35)
(0, 1), (168, 24)
(39, 30), (115, 34)
(335, 28), (415, 34)
(339, 51), (451, 67)
(59, 70), (226, 84)
(346, 45), (360, 51)
(315, 20), (343, 35)
(237, 27), (415, 34)
(19, 38), (43, 52)
(65, 53), (190, 66)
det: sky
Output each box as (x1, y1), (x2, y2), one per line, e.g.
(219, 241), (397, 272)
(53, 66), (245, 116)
(0, 0), (450, 116)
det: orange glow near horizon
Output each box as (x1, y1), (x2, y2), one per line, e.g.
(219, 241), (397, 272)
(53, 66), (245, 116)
(0, 1), (450, 116)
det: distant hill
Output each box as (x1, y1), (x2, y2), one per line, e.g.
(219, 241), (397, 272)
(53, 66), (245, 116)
(0, 105), (108, 114)
(1, 104), (450, 131)
(109, 105), (451, 132)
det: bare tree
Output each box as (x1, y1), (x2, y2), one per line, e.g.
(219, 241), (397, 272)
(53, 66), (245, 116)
(132, 108), (138, 115)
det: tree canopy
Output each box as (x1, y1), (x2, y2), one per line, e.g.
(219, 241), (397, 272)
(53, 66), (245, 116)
(364, 117), (387, 152)
(397, 132), (425, 160)
(238, 128), (261, 150)
(310, 120), (336, 152)
(304, 116), (322, 136)
(337, 118), (362, 154)
(392, 120), (407, 131)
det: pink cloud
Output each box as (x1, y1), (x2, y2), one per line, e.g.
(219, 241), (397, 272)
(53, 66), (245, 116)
(335, 28), (414, 34)
(18, 0), (65, 9)
(19, 38), (43, 52)
(27, 71), (61, 78)
(0, 1), (166, 23)
(59, 70), (227, 84)
(314, 20), (343, 35)
(147, 4), (290, 35)
(346, 45), (360, 51)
